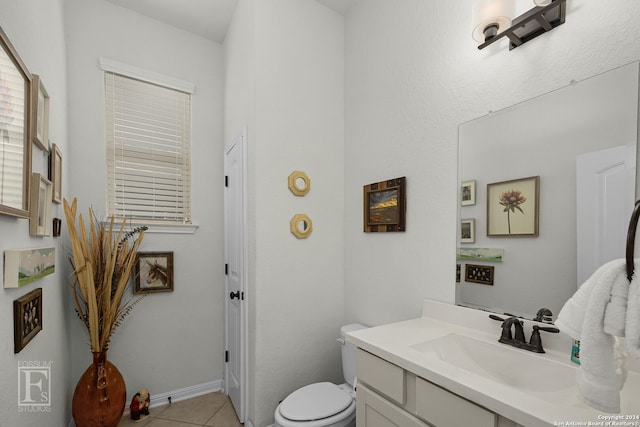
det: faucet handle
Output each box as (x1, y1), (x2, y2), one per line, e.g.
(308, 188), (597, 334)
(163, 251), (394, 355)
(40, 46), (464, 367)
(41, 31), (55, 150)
(489, 314), (506, 322)
(534, 308), (554, 324)
(535, 325), (559, 334)
(528, 325), (560, 353)
(489, 314), (512, 341)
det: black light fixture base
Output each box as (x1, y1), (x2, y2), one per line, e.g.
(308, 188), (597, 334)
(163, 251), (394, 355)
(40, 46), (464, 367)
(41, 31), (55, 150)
(478, 0), (566, 51)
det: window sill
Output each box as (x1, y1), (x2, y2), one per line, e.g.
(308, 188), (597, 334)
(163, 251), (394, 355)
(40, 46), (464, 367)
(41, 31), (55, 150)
(100, 221), (199, 235)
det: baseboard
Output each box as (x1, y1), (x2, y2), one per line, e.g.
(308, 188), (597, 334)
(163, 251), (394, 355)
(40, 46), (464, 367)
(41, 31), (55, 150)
(68, 379), (223, 426)
(147, 379), (223, 409)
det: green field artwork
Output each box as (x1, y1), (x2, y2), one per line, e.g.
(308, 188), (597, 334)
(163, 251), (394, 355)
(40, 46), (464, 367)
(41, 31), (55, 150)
(4, 247), (55, 288)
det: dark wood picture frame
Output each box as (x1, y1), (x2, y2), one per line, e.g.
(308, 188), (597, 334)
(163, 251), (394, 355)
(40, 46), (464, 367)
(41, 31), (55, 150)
(363, 176), (406, 233)
(134, 252), (174, 294)
(487, 175), (540, 237)
(465, 264), (494, 286)
(14, 288), (43, 353)
(0, 25), (32, 218)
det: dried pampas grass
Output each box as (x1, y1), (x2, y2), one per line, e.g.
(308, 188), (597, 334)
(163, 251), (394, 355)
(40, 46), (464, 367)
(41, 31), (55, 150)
(64, 198), (146, 353)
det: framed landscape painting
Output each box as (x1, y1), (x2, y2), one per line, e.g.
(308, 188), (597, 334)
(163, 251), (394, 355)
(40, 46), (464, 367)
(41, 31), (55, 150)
(363, 177), (406, 233)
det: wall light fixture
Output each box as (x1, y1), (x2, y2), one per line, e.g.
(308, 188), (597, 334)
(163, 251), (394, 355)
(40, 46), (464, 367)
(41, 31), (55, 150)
(473, 0), (566, 51)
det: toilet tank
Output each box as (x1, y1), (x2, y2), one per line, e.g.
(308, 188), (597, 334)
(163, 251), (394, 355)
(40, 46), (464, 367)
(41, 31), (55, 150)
(340, 323), (368, 386)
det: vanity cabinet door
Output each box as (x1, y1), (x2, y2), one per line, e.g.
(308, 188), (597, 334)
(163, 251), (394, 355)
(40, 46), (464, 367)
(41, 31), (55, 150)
(357, 349), (406, 405)
(415, 377), (496, 427)
(357, 384), (428, 427)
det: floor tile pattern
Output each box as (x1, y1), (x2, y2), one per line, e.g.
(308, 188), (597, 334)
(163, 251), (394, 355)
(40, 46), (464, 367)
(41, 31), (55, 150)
(118, 392), (242, 427)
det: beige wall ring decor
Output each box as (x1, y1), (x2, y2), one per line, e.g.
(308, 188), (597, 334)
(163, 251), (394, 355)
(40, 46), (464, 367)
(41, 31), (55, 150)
(290, 213), (312, 239)
(288, 170), (310, 196)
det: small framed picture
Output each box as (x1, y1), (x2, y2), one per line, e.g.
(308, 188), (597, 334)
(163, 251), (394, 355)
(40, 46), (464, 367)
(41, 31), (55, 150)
(465, 264), (494, 286)
(461, 180), (476, 206)
(29, 173), (52, 236)
(363, 177), (406, 233)
(14, 288), (43, 353)
(49, 143), (62, 203)
(487, 176), (539, 237)
(31, 74), (50, 151)
(456, 264), (461, 283)
(134, 252), (174, 294)
(460, 218), (475, 243)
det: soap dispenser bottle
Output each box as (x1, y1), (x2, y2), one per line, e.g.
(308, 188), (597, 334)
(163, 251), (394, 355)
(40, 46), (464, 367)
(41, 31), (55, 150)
(571, 339), (581, 365)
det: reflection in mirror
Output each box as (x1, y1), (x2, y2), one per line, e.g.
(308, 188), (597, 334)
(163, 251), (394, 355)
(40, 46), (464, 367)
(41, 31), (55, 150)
(457, 62), (639, 320)
(0, 26), (30, 218)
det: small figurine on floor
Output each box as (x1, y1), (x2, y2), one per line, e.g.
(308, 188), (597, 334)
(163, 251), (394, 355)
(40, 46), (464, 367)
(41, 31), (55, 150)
(130, 389), (150, 422)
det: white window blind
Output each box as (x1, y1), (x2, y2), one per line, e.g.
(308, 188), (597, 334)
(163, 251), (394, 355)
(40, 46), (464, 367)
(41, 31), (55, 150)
(105, 71), (192, 224)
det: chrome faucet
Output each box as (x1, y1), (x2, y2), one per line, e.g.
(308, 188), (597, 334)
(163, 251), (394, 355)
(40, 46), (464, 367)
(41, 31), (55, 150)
(489, 314), (559, 353)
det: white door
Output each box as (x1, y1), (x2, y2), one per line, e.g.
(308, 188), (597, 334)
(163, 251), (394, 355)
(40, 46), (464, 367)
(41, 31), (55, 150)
(577, 144), (636, 286)
(224, 129), (247, 422)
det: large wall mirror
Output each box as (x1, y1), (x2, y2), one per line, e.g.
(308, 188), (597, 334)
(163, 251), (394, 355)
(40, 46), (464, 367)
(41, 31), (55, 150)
(0, 26), (31, 218)
(457, 62), (639, 320)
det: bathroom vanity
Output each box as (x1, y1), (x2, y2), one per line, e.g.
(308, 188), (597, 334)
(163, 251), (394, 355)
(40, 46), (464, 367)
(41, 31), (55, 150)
(347, 300), (640, 427)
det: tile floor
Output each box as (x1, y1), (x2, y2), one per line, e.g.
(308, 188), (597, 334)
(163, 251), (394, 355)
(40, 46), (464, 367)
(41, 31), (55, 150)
(118, 392), (242, 427)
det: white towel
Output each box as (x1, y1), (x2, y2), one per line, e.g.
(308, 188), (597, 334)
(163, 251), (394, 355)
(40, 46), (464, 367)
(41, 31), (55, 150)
(626, 269), (640, 357)
(604, 271), (629, 337)
(555, 259), (615, 339)
(556, 259), (628, 413)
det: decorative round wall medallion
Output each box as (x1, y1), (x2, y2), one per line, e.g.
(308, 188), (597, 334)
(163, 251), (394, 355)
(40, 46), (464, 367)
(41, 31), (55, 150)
(290, 214), (313, 239)
(288, 171), (310, 196)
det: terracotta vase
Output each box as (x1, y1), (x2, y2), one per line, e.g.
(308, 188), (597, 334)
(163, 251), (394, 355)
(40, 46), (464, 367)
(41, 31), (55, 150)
(72, 351), (126, 427)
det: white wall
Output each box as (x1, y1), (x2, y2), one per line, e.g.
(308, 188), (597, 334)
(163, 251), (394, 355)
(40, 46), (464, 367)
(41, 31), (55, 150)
(344, 0), (640, 326)
(225, 1), (345, 425)
(64, 0), (225, 399)
(0, 1), (70, 425)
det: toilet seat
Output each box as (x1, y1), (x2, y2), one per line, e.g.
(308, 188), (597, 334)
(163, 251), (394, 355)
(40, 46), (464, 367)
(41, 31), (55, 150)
(280, 382), (352, 421)
(275, 382), (356, 427)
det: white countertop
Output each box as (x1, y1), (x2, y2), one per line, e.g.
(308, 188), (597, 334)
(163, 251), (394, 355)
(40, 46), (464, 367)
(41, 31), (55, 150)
(346, 299), (640, 427)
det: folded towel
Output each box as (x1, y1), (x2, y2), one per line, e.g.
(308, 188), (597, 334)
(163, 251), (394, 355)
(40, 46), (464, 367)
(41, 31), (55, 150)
(626, 269), (640, 357)
(614, 337), (628, 387)
(577, 259), (626, 413)
(604, 266), (630, 337)
(556, 260), (612, 339)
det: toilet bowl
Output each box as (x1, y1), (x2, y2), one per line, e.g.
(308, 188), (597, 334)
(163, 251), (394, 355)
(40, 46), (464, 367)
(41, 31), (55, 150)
(273, 324), (367, 427)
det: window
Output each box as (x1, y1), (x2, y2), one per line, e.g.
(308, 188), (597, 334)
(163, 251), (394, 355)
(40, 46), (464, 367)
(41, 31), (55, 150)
(104, 65), (193, 225)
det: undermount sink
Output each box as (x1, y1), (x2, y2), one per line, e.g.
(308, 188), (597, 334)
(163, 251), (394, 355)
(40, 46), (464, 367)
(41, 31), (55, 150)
(411, 333), (577, 397)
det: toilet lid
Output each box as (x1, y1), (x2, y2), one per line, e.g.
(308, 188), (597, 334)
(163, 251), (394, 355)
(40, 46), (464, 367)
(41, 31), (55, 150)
(279, 382), (352, 421)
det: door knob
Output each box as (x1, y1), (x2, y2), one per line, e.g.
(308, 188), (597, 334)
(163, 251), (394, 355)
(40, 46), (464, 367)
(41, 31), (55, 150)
(230, 291), (241, 300)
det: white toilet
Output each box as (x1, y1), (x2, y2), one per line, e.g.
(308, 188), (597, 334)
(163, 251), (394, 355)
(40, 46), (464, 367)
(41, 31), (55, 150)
(274, 323), (368, 427)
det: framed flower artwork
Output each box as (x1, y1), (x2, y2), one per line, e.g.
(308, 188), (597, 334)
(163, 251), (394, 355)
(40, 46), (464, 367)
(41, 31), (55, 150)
(487, 176), (539, 237)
